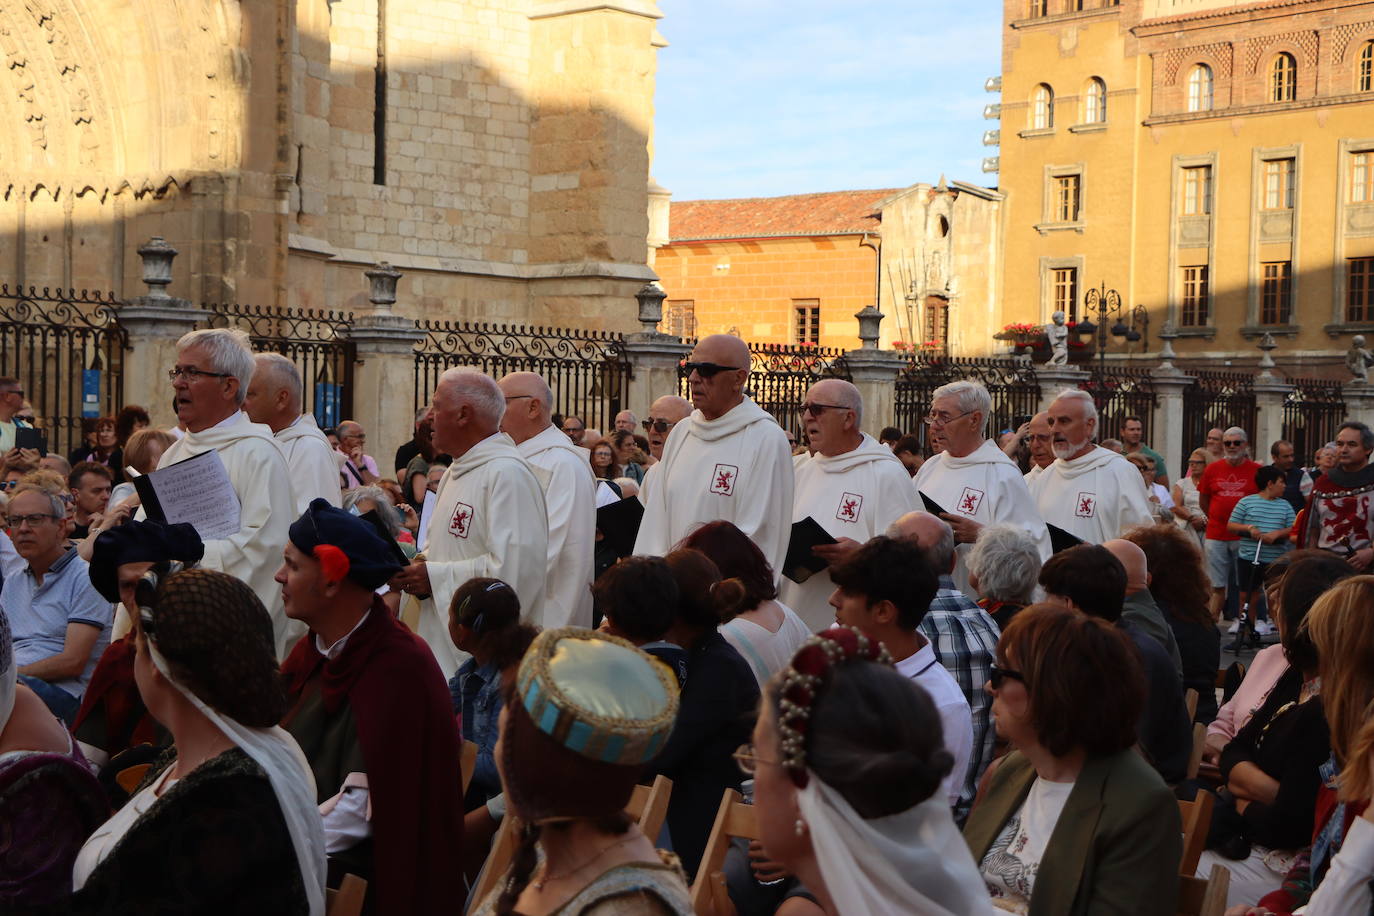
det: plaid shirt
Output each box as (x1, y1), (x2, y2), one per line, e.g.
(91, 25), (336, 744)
(918, 575), (1001, 823)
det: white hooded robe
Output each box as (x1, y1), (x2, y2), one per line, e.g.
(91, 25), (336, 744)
(1029, 445), (1155, 544)
(154, 411), (299, 658)
(633, 397), (794, 576)
(418, 432), (548, 678)
(780, 434), (918, 630)
(275, 414), (343, 514)
(914, 439), (1051, 595)
(516, 424), (596, 629)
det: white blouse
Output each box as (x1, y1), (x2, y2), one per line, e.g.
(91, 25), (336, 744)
(980, 777), (1076, 914)
(72, 764), (178, 889)
(718, 601), (813, 686)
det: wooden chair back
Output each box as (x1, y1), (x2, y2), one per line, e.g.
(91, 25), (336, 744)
(460, 741), (478, 797)
(1184, 688), (1199, 723)
(1186, 723), (1208, 781)
(469, 775), (675, 909)
(1178, 790), (1214, 877)
(1177, 864), (1229, 916)
(688, 788), (759, 914)
(326, 873), (367, 916)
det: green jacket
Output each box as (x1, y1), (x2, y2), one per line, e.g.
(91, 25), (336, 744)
(963, 749), (1182, 916)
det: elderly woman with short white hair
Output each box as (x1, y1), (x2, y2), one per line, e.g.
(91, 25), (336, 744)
(966, 523), (1042, 630)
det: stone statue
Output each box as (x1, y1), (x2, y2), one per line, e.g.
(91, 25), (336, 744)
(1046, 311), (1069, 366)
(1346, 335), (1374, 384)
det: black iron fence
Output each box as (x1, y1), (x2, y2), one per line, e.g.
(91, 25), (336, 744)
(203, 302), (356, 428)
(0, 285), (128, 458)
(893, 357), (1041, 451)
(678, 343), (852, 438)
(1082, 367), (1157, 445)
(1181, 370), (1257, 471)
(415, 321), (631, 435)
(1282, 378), (1347, 464)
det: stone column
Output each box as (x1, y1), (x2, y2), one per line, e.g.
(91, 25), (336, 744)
(347, 263), (425, 460)
(1150, 367), (1197, 474)
(845, 306), (907, 436)
(622, 335), (692, 419)
(1251, 333), (1288, 457)
(1342, 382), (1374, 428)
(1034, 367), (1090, 413)
(114, 238), (209, 428)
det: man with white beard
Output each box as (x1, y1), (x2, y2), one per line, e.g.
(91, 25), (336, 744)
(634, 335), (793, 574)
(242, 352), (342, 513)
(913, 380), (1049, 595)
(779, 379), (916, 629)
(1029, 389), (1154, 543)
(498, 371), (596, 629)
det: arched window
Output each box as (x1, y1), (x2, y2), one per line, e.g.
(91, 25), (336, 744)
(1187, 64), (1213, 112)
(1084, 77), (1107, 123)
(1271, 52), (1297, 102)
(1031, 84), (1054, 130)
(1360, 41), (1373, 93)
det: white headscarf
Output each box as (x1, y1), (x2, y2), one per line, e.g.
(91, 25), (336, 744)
(796, 774), (996, 916)
(0, 610), (15, 738)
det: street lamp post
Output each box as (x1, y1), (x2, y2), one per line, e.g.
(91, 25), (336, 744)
(1075, 283), (1150, 371)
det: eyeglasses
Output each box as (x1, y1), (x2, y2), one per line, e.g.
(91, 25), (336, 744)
(15, 414), (35, 423)
(6, 513), (59, 528)
(988, 665), (1025, 690)
(683, 361), (743, 379)
(2, 388), (24, 398)
(642, 418), (676, 434)
(923, 409), (976, 427)
(168, 366), (232, 381)
(732, 743), (780, 776)
(798, 402), (849, 417)
(1223, 440), (1245, 447)
(1188, 458), (1206, 465)
(562, 426), (583, 433)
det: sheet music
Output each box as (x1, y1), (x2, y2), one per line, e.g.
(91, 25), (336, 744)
(145, 449), (241, 541)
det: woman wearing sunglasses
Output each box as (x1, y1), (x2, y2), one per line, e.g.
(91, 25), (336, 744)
(963, 603), (1182, 916)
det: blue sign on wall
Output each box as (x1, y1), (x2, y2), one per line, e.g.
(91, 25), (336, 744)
(314, 382), (341, 429)
(82, 370), (101, 418)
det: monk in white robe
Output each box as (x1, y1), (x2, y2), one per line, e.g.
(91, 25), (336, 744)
(1030, 389), (1154, 544)
(499, 371), (595, 629)
(157, 329), (298, 658)
(243, 352), (342, 513)
(780, 379), (916, 630)
(391, 368), (547, 678)
(634, 335), (793, 575)
(914, 380), (1050, 595)
(1023, 411), (1054, 484)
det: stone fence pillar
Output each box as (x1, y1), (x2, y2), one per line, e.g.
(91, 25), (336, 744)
(114, 238), (208, 429)
(843, 348), (907, 438)
(348, 263), (426, 459)
(622, 334), (692, 419)
(1252, 379), (1290, 458)
(1035, 367), (1090, 413)
(1343, 382), (1374, 429)
(1150, 367), (1196, 474)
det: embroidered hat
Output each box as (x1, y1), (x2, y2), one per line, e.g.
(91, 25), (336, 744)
(287, 497), (405, 591)
(88, 520), (205, 604)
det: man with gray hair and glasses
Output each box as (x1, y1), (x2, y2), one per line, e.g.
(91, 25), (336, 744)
(913, 379), (1049, 597)
(1298, 420), (1374, 572)
(1028, 388), (1153, 544)
(157, 328), (297, 656)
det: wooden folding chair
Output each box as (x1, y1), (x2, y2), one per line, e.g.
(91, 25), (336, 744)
(326, 873), (367, 916)
(1186, 723), (1208, 781)
(469, 775), (675, 909)
(1177, 864), (1229, 916)
(689, 789), (759, 915)
(460, 741), (478, 796)
(1184, 688), (1199, 723)
(1177, 790), (1214, 877)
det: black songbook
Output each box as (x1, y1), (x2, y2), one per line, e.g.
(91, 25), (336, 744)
(783, 517), (838, 584)
(359, 509), (411, 569)
(1046, 523), (1085, 554)
(918, 490), (948, 517)
(14, 426), (46, 456)
(597, 496), (644, 559)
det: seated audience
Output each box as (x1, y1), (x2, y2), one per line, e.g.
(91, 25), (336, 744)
(681, 521), (811, 687)
(65, 569), (326, 914)
(589, 436), (621, 481)
(106, 428), (176, 510)
(1104, 537), (1185, 677)
(469, 628), (691, 915)
(612, 429), (648, 484)
(596, 556), (687, 685)
(67, 462), (112, 541)
(829, 536), (973, 811)
(739, 626), (992, 916)
(342, 484), (416, 558)
(1124, 523), (1221, 724)
(278, 499), (463, 914)
(1, 484), (112, 723)
(1039, 545), (1191, 784)
(893, 434), (924, 477)
(966, 523), (1042, 630)
(964, 603), (1182, 915)
(447, 576), (537, 802)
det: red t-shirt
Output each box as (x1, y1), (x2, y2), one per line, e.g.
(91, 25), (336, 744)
(1199, 458), (1261, 540)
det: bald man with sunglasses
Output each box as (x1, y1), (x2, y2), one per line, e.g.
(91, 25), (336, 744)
(633, 334), (794, 576)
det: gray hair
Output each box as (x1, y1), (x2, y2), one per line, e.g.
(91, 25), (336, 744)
(887, 513), (955, 572)
(253, 352), (303, 410)
(966, 524), (1042, 604)
(177, 328), (256, 406)
(439, 367), (505, 426)
(342, 486), (400, 536)
(1224, 426), (1248, 443)
(1340, 421), (1374, 451)
(1052, 388), (1099, 427)
(8, 483), (68, 520)
(932, 380), (992, 434)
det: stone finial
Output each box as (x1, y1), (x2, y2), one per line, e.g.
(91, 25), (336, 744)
(365, 261), (402, 311)
(137, 237), (178, 299)
(635, 282), (667, 335)
(1157, 319), (1179, 370)
(855, 305), (884, 349)
(1257, 331), (1278, 379)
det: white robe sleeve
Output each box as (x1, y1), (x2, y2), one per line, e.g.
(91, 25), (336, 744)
(536, 455), (595, 629)
(733, 428), (796, 577)
(994, 470), (1052, 559)
(1112, 462), (1157, 537)
(632, 430), (681, 558)
(287, 436), (344, 512)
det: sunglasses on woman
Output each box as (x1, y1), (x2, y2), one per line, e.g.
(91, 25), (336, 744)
(988, 665), (1025, 690)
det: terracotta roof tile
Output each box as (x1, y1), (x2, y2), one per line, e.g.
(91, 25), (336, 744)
(668, 188), (901, 242)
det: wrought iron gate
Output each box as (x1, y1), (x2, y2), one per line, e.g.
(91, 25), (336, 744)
(1082, 367), (1157, 445)
(1181, 370), (1257, 470)
(1282, 378), (1346, 464)
(678, 343), (852, 439)
(893, 357), (1041, 451)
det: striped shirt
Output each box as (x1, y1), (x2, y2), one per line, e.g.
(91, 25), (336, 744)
(1229, 494), (1297, 563)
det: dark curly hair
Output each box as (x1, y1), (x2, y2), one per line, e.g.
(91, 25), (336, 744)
(1123, 523), (1212, 627)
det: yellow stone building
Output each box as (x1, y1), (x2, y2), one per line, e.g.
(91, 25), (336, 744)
(993, 0), (1374, 372)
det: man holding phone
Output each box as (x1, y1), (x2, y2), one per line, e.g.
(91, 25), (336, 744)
(0, 377), (34, 455)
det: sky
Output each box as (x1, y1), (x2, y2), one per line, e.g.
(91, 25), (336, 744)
(652, 0), (1004, 202)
